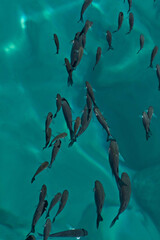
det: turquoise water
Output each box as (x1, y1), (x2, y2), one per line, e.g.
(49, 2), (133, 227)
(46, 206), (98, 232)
(1, 0), (160, 239)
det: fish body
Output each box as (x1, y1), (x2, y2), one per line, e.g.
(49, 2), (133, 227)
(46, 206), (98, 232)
(147, 106), (154, 121)
(62, 98), (74, 140)
(31, 162), (49, 183)
(46, 193), (62, 219)
(137, 34), (144, 54)
(78, 0), (93, 22)
(52, 190), (69, 223)
(113, 12), (123, 33)
(106, 31), (113, 50)
(49, 132), (67, 147)
(80, 20), (93, 36)
(41, 200), (48, 216)
(142, 111), (151, 140)
(39, 184), (47, 203)
(53, 34), (59, 54)
(45, 112), (53, 134)
(149, 46), (158, 68)
(74, 117), (81, 136)
(126, 12), (134, 34)
(86, 81), (96, 105)
(93, 106), (112, 141)
(49, 140), (61, 168)
(94, 180), (105, 229)
(44, 219), (52, 240)
(43, 128), (52, 150)
(156, 64), (160, 90)
(93, 47), (102, 70)
(110, 172), (131, 227)
(54, 94), (62, 118)
(127, 0), (132, 13)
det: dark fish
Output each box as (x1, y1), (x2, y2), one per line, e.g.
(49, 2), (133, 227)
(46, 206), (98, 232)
(46, 193), (62, 219)
(148, 46), (158, 68)
(142, 111), (151, 140)
(79, 20), (93, 36)
(76, 104), (92, 138)
(109, 140), (126, 188)
(94, 180), (105, 229)
(62, 98), (74, 139)
(86, 93), (92, 120)
(106, 31), (114, 51)
(147, 106), (154, 121)
(52, 190), (69, 223)
(54, 94), (62, 118)
(49, 133), (67, 147)
(38, 229), (88, 238)
(78, 0), (93, 22)
(127, 0), (132, 13)
(39, 184), (47, 203)
(113, 12), (124, 33)
(45, 112), (53, 134)
(93, 47), (102, 71)
(64, 58), (73, 86)
(110, 172), (131, 227)
(71, 32), (84, 69)
(25, 235), (36, 240)
(86, 81), (96, 105)
(31, 161), (49, 183)
(93, 105), (112, 141)
(41, 200), (48, 216)
(43, 128), (52, 150)
(44, 218), (52, 240)
(53, 34), (59, 54)
(156, 64), (160, 90)
(137, 34), (144, 54)
(48, 140), (61, 168)
(126, 12), (134, 34)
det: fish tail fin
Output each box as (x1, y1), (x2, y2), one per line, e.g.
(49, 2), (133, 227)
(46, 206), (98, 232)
(110, 214), (119, 228)
(97, 213), (103, 229)
(56, 50), (59, 54)
(112, 30), (117, 33)
(43, 145), (47, 150)
(77, 15), (83, 23)
(147, 64), (153, 69)
(54, 112), (57, 118)
(126, 31), (130, 35)
(52, 216), (56, 223)
(107, 135), (113, 142)
(67, 76), (73, 86)
(117, 176), (127, 189)
(48, 143), (52, 148)
(93, 64), (96, 71)
(31, 177), (35, 184)
(137, 49), (140, 54)
(108, 46), (114, 51)
(48, 163), (52, 169)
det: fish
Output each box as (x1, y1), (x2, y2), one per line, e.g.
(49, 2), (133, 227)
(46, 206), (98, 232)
(147, 106), (154, 121)
(62, 98), (74, 140)
(45, 112), (53, 134)
(54, 94), (62, 118)
(78, 0), (93, 22)
(41, 200), (48, 216)
(46, 193), (62, 219)
(76, 104), (92, 138)
(108, 140), (126, 189)
(53, 34), (59, 54)
(127, 0), (132, 13)
(106, 31), (114, 51)
(48, 140), (61, 168)
(43, 128), (52, 150)
(79, 20), (93, 36)
(93, 105), (112, 141)
(31, 161), (49, 183)
(39, 184), (47, 203)
(25, 235), (36, 240)
(86, 81), (96, 106)
(74, 117), (81, 136)
(113, 12), (124, 33)
(156, 64), (160, 90)
(49, 132), (67, 147)
(71, 32), (85, 69)
(126, 12), (134, 34)
(93, 47), (102, 71)
(142, 111), (151, 140)
(94, 180), (105, 229)
(52, 190), (69, 223)
(43, 218), (52, 240)
(64, 58), (73, 86)
(86, 93), (92, 120)
(38, 229), (88, 238)
(137, 34), (144, 54)
(148, 46), (158, 68)
(72, 46), (84, 68)
(110, 172), (131, 227)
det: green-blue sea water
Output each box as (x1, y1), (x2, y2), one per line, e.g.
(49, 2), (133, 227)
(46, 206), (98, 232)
(1, 0), (160, 239)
